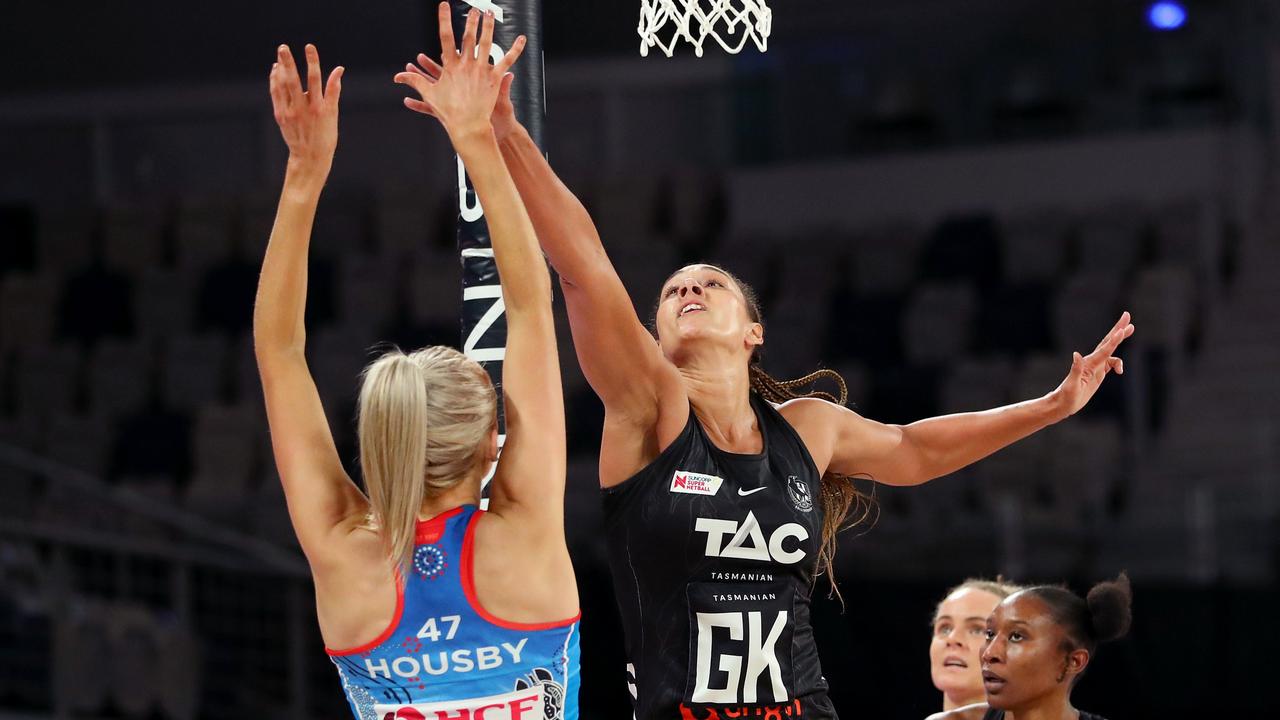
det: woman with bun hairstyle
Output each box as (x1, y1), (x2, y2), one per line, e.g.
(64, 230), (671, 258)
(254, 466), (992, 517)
(929, 578), (1023, 713)
(927, 574), (1133, 720)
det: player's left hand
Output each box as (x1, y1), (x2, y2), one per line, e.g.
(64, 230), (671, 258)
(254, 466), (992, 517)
(395, 2), (526, 141)
(1051, 311), (1136, 418)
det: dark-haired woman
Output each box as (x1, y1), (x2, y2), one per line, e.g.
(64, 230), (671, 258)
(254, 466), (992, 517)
(927, 574), (1133, 720)
(401, 54), (1134, 720)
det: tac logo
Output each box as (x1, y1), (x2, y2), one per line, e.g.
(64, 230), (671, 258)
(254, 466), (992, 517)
(671, 471), (725, 496)
(785, 476), (812, 513)
(376, 685), (545, 720)
(694, 512), (808, 565)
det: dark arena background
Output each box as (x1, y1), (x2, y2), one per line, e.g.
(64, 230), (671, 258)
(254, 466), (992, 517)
(2, 1), (1279, 718)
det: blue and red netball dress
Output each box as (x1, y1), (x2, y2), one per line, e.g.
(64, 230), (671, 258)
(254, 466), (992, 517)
(327, 505), (580, 720)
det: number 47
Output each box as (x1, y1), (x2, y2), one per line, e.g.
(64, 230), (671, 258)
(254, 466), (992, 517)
(416, 615), (461, 642)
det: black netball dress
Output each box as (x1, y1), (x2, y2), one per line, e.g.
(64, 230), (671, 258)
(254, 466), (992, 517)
(603, 393), (837, 720)
(983, 711), (1106, 720)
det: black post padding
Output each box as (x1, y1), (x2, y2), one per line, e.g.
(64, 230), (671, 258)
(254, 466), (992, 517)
(449, 0), (544, 453)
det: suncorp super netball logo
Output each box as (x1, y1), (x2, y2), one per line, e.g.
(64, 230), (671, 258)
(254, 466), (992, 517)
(670, 470), (724, 496)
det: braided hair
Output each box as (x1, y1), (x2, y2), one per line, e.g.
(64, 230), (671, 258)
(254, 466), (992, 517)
(655, 264), (878, 602)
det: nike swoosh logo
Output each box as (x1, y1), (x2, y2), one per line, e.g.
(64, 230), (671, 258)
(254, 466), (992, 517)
(738, 486), (767, 497)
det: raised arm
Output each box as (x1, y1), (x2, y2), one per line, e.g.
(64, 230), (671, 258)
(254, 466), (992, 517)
(395, 5), (562, 522)
(785, 313), (1135, 486)
(405, 39), (681, 424)
(254, 44), (368, 563)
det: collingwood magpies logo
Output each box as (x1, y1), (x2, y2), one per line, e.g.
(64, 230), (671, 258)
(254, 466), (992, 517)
(785, 476), (812, 512)
(514, 667), (565, 719)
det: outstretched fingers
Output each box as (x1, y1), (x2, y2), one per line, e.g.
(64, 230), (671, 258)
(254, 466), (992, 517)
(496, 35), (527, 74)
(268, 63), (289, 116)
(305, 44), (323, 105)
(393, 70), (432, 98)
(277, 45), (303, 103)
(437, 2), (458, 64)
(460, 8), (480, 62)
(324, 65), (344, 105)
(478, 10), (496, 63)
(416, 53), (444, 79)
(1096, 311), (1135, 355)
(403, 97), (437, 117)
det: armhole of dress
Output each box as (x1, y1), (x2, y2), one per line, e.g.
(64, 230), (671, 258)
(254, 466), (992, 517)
(460, 510), (582, 631)
(763, 395), (825, 481)
(601, 402), (698, 497)
(325, 569), (406, 656)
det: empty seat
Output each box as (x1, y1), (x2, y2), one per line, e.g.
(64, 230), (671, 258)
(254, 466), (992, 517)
(35, 206), (94, 273)
(87, 339), (152, 419)
(764, 295), (829, 380)
(251, 471), (298, 548)
(13, 343), (79, 421)
(942, 356), (1015, 414)
(406, 248), (461, 328)
(0, 204), (37, 275)
(1001, 211), (1069, 284)
(1075, 203), (1144, 272)
(1129, 264), (1195, 349)
(851, 223), (922, 295)
(865, 365), (940, 425)
(613, 235), (679, 311)
(101, 204), (166, 273)
(974, 425), (1052, 510)
(662, 168), (726, 244)
(903, 283), (977, 365)
(135, 267), (197, 341)
(57, 261), (135, 346)
(186, 405), (258, 524)
(919, 215), (1002, 287)
(307, 198), (367, 259)
(1013, 353), (1068, 402)
(1040, 420), (1122, 527)
(310, 325), (369, 413)
(43, 413), (111, 477)
(107, 603), (162, 718)
(0, 273), (59, 352)
(160, 333), (228, 411)
(1052, 270), (1122, 353)
(173, 198), (235, 270)
(1152, 197), (1213, 270)
(592, 176), (660, 247)
(194, 253), (259, 337)
(374, 192), (436, 257)
(827, 289), (906, 369)
(338, 252), (397, 331)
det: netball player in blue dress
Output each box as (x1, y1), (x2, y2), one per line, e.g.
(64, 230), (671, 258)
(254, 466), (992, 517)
(255, 9), (578, 718)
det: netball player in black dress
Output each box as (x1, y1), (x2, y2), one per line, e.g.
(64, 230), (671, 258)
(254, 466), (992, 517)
(926, 575), (1132, 720)
(401, 54), (1135, 719)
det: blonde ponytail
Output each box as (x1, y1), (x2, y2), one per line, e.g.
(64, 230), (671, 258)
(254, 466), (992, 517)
(358, 346), (496, 575)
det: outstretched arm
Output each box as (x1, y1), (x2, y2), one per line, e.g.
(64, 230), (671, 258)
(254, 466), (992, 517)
(395, 5), (562, 522)
(405, 44), (681, 424)
(255, 44), (367, 563)
(786, 313), (1135, 486)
